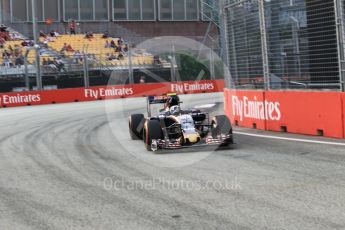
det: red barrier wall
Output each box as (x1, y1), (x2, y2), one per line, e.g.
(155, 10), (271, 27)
(224, 89), (266, 130)
(265, 91), (344, 138)
(225, 90), (345, 139)
(0, 80), (224, 108)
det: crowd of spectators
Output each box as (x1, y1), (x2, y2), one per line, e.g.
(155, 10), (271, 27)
(0, 24), (34, 68)
(1, 36), (36, 68)
(103, 36), (129, 61)
(42, 57), (65, 72)
(40, 30), (60, 39)
(1, 44), (25, 68)
(1, 21), (158, 72)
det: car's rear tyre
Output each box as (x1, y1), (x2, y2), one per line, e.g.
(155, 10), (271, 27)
(143, 120), (164, 151)
(212, 115), (233, 145)
(129, 114), (145, 140)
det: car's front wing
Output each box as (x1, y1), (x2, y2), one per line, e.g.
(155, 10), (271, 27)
(151, 134), (233, 151)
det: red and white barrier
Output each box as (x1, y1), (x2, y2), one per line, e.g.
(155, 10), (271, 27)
(0, 80), (225, 108)
(224, 90), (266, 130)
(265, 91), (343, 138)
(225, 89), (345, 139)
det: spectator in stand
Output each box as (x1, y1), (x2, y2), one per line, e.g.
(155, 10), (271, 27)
(104, 40), (111, 48)
(73, 50), (83, 64)
(47, 58), (55, 65)
(28, 40), (34, 46)
(55, 57), (66, 72)
(153, 55), (161, 65)
(61, 43), (67, 51)
(39, 30), (47, 38)
(0, 37), (5, 48)
(8, 45), (13, 53)
(21, 40), (29, 47)
(42, 58), (48, 66)
(69, 20), (76, 35)
(3, 54), (11, 68)
(140, 76), (146, 84)
(116, 45), (123, 53)
(50, 30), (55, 37)
(49, 30), (60, 37)
(15, 54), (24, 68)
(110, 40), (116, 48)
(0, 27), (10, 41)
(118, 53), (124, 60)
(49, 58), (58, 71)
(85, 31), (94, 39)
(65, 43), (74, 52)
(102, 31), (110, 39)
(14, 45), (22, 56)
(2, 49), (11, 58)
(117, 37), (123, 46)
(60, 43), (74, 53)
(124, 44), (128, 52)
(107, 53), (117, 61)
(0, 24), (7, 32)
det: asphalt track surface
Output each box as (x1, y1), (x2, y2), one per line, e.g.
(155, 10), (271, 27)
(0, 93), (345, 230)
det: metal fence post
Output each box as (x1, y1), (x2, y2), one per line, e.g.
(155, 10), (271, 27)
(209, 48), (215, 80)
(334, 0), (345, 91)
(219, 0), (228, 65)
(128, 47), (134, 84)
(83, 53), (90, 88)
(35, 47), (42, 90)
(258, 0), (270, 90)
(24, 56), (29, 91)
(170, 44), (176, 82)
(31, 0), (42, 90)
(229, 9), (239, 88)
(0, 0), (3, 25)
(219, 1), (233, 88)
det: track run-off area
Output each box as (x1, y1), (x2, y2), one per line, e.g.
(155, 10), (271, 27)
(0, 93), (345, 230)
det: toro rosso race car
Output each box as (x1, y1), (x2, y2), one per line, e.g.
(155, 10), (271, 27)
(128, 94), (234, 151)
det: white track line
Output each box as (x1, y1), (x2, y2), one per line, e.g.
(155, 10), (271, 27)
(234, 131), (345, 147)
(194, 104), (216, 109)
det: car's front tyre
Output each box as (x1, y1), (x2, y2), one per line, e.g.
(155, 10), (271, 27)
(143, 120), (164, 151)
(212, 115), (234, 145)
(129, 114), (145, 140)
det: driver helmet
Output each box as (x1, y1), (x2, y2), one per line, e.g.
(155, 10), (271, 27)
(170, 105), (181, 114)
(166, 95), (179, 108)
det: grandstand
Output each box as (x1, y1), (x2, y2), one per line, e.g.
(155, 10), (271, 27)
(0, 0), (220, 92)
(40, 34), (155, 67)
(0, 24), (183, 92)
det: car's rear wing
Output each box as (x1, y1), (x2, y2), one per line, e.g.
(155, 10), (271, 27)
(147, 93), (178, 104)
(147, 95), (169, 105)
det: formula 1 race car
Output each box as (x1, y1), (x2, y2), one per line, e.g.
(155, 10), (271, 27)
(128, 94), (233, 151)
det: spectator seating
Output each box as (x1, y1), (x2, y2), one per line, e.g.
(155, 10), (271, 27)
(1, 33), (157, 68)
(0, 40), (57, 67)
(41, 34), (154, 67)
